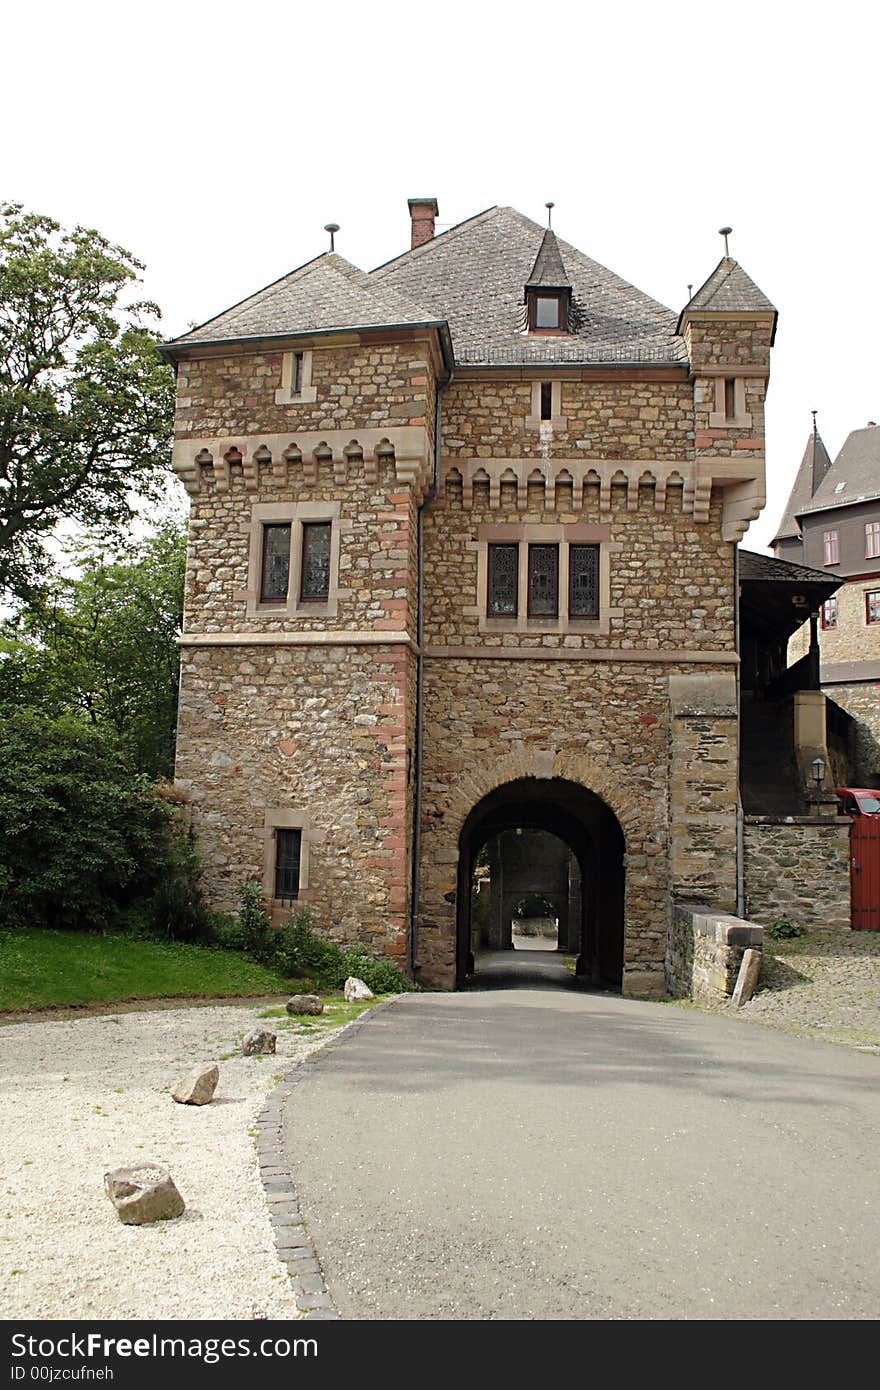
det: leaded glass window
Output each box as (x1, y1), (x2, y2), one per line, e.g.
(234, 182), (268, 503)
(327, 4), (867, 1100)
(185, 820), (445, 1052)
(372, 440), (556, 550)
(488, 544), (518, 616)
(274, 828), (301, 901)
(569, 544), (599, 618)
(528, 544), (558, 617)
(261, 524), (291, 602)
(300, 522), (331, 601)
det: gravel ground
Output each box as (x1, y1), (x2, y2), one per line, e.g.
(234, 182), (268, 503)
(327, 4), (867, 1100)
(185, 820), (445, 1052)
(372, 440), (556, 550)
(0, 1001), (353, 1321)
(686, 930), (880, 1052)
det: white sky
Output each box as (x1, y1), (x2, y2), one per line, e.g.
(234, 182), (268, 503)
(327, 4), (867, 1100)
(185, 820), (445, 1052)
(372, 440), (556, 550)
(5, 0), (878, 554)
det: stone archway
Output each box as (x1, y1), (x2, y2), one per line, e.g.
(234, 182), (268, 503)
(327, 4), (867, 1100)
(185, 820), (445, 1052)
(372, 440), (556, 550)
(455, 777), (626, 990)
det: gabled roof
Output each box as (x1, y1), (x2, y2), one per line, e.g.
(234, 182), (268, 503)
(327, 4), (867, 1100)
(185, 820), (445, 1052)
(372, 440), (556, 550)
(798, 425), (880, 517)
(676, 257), (778, 341)
(371, 206), (686, 366)
(164, 252), (446, 356)
(525, 229), (571, 289)
(739, 548), (836, 587)
(772, 427), (833, 544)
(163, 205), (689, 368)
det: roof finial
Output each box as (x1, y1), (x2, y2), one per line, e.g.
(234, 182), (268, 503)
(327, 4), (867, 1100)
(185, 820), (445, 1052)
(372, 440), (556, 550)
(812, 409), (818, 438)
(719, 225), (733, 257)
(323, 222), (340, 252)
(687, 283), (693, 300)
(545, 201), (555, 228)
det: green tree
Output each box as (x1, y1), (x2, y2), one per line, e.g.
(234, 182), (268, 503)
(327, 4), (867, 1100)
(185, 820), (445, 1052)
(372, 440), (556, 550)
(0, 524), (186, 778)
(0, 203), (174, 600)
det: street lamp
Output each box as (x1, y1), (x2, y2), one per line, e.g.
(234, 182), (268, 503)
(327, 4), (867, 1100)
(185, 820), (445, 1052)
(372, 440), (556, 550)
(811, 756), (826, 814)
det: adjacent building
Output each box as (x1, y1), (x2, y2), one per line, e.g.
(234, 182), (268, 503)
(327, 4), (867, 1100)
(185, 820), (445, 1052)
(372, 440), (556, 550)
(774, 421), (880, 781)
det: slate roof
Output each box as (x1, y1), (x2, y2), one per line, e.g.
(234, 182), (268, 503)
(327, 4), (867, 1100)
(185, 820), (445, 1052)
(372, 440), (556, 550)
(739, 548), (836, 588)
(797, 425), (880, 516)
(525, 229), (572, 289)
(370, 206), (687, 366)
(681, 257), (777, 316)
(165, 252), (444, 352)
(771, 427), (833, 543)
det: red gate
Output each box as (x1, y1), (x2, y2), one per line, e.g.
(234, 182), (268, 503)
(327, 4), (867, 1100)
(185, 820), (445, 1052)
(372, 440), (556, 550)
(850, 815), (880, 930)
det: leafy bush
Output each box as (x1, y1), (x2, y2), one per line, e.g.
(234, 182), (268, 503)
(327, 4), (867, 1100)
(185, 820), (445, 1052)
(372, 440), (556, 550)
(0, 710), (208, 938)
(768, 917), (807, 941)
(236, 880), (277, 962)
(230, 885), (413, 994)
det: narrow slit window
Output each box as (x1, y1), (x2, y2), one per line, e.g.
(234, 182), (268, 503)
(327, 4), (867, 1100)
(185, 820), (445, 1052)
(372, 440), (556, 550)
(274, 828), (301, 902)
(528, 544), (559, 618)
(293, 352), (304, 394)
(487, 544), (519, 616)
(300, 522), (331, 601)
(261, 523), (292, 602)
(540, 383), (553, 421)
(569, 544), (599, 619)
(724, 378), (736, 420)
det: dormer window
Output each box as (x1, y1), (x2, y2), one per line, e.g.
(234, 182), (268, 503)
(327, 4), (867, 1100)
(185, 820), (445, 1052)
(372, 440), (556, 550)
(524, 228), (572, 336)
(527, 289), (568, 334)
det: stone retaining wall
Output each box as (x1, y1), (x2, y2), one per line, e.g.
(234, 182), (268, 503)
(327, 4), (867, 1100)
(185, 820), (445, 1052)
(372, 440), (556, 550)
(666, 905), (764, 1003)
(743, 818), (851, 932)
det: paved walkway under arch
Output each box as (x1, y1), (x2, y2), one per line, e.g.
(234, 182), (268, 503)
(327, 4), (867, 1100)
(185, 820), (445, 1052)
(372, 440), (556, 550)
(281, 987), (880, 1320)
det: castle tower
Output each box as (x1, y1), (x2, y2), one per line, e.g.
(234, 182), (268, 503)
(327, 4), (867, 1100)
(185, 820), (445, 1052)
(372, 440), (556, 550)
(164, 204), (777, 993)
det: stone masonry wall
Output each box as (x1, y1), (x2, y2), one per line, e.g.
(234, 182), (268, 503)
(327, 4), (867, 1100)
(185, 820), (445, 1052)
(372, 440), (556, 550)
(442, 375), (692, 461)
(826, 682), (880, 777)
(790, 579), (880, 666)
(416, 660), (735, 993)
(743, 819), (851, 932)
(175, 342), (436, 442)
(666, 905), (763, 1003)
(424, 484), (735, 651)
(176, 642), (414, 960)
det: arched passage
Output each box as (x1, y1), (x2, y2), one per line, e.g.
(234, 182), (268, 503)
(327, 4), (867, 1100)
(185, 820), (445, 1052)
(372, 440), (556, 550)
(456, 777), (625, 990)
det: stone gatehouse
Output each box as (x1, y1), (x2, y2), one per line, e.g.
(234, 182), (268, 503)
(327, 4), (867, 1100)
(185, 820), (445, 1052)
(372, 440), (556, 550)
(162, 199), (779, 994)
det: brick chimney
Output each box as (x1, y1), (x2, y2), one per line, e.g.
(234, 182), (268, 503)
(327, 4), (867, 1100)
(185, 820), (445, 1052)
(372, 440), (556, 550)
(408, 197), (439, 250)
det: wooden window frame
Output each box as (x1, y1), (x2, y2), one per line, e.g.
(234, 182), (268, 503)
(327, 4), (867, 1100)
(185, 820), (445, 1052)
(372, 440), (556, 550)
(273, 827), (302, 903)
(823, 529), (839, 566)
(866, 590), (880, 625)
(526, 291), (567, 335)
(820, 597), (837, 630)
(866, 521), (880, 560)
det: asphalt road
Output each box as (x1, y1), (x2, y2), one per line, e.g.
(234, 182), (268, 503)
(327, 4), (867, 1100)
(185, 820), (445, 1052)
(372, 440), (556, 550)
(281, 972), (880, 1320)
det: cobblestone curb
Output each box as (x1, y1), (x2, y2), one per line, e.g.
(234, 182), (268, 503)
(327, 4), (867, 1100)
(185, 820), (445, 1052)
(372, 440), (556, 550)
(255, 999), (399, 1320)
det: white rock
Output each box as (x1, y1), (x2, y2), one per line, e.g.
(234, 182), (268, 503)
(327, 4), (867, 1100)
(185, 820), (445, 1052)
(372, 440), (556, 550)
(242, 1026), (276, 1055)
(172, 1063), (219, 1105)
(104, 1164), (185, 1225)
(344, 976), (374, 1002)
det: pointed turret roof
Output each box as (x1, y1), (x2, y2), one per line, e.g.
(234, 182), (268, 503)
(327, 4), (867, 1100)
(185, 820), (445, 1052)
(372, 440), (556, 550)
(163, 251), (447, 356)
(772, 426), (833, 545)
(677, 257), (778, 341)
(525, 228), (571, 289)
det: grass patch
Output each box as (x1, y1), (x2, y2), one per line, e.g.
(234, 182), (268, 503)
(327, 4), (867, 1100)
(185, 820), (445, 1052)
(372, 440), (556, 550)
(0, 929), (310, 1012)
